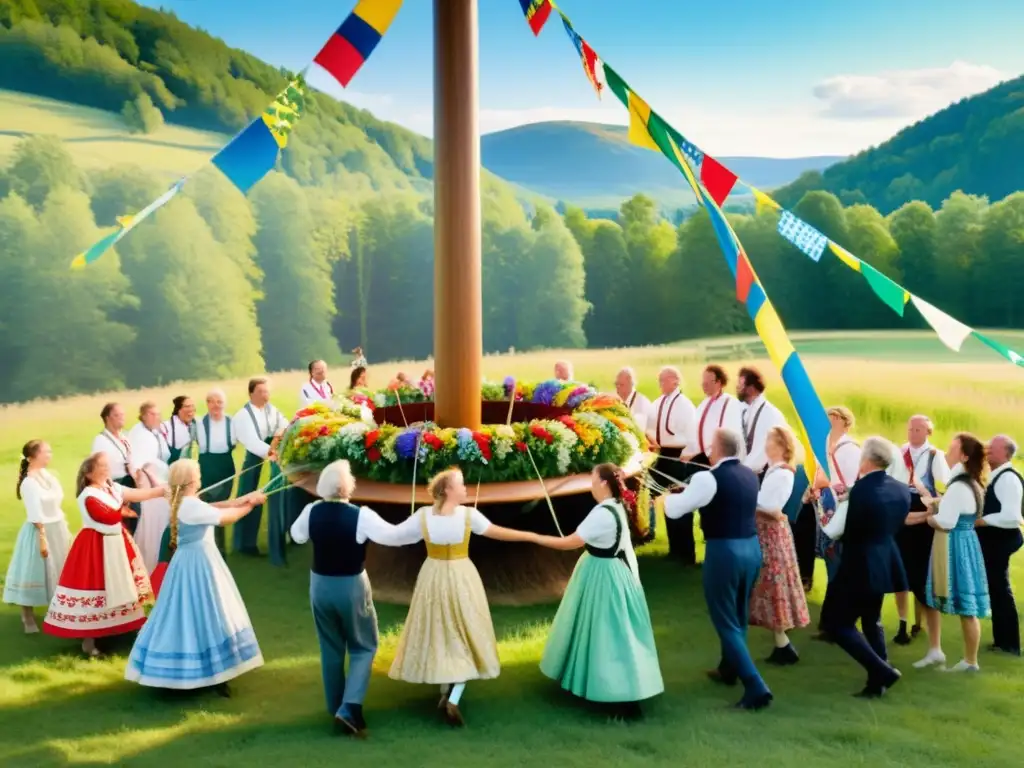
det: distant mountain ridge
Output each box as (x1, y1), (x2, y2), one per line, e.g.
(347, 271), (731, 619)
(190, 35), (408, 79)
(481, 121), (845, 210)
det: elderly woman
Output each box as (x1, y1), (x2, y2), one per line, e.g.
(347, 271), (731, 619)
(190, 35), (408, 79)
(913, 433), (991, 673)
(289, 461), (404, 737)
(750, 426), (810, 665)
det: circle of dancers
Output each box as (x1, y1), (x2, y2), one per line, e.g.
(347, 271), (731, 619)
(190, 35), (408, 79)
(3, 359), (1022, 735)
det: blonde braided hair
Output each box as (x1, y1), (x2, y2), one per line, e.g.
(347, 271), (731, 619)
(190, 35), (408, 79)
(167, 459), (201, 554)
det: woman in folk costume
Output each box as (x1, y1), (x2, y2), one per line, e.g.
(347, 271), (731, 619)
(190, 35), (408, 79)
(163, 395), (199, 463)
(749, 427), (810, 666)
(4, 441), (72, 634)
(126, 459), (265, 694)
(90, 402), (140, 532)
(289, 461), (405, 737)
(913, 433), (991, 672)
(814, 406), (862, 584)
(129, 401), (173, 573)
(349, 366), (368, 393)
(43, 453), (163, 657)
(386, 468), (537, 727)
(531, 463), (663, 720)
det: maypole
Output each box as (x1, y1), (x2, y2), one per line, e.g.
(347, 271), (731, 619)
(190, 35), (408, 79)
(433, 0), (483, 430)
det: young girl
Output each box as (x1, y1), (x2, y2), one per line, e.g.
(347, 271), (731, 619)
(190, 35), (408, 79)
(386, 468), (536, 727)
(4, 441), (72, 634)
(43, 453), (163, 657)
(533, 463), (663, 720)
(126, 459), (265, 694)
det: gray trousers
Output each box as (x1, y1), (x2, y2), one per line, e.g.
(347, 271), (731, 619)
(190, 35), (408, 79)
(310, 571), (379, 719)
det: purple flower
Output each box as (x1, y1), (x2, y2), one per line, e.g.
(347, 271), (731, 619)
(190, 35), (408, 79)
(503, 376), (516, 395)
(395, 428), (423, 460)
(456, 428), (473, 445)
(566, 386), (592, 408)
(531, 380), (562, 406)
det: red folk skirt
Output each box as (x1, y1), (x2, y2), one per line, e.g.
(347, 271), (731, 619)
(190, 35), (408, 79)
(750, 516), (811, 632)
(42, 527), (152, 639)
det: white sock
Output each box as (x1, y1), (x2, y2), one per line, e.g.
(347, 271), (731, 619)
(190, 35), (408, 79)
(448, 682), (466, 706)
(773, 631), (789, 648)
(944, 659), (979, 673)
(913, 648), (946, 668)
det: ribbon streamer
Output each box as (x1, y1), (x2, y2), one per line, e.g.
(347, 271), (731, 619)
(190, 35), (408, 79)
(524, 444), (564, 537)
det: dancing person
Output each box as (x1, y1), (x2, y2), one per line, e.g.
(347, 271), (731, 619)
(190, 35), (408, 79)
(126, 460), (265, 694)
(914, 433), (991, 672)
(647, 366), (698, 565)
(663, 428), (773, 710)
(689, 365), (743, 467)
(195, 388), (236, 555)
(43, 453), (161, 657)
(232, 377), (287, 562)
(349, 366), (368, 393)
(554, 360), (573, 381)
(815, 406), (862, 583)
(130, 402), (173, 572)
(892, 414), (950, 646)
(163, 395), (198, 463)
(90, 402), (138, 529)
(289, 461), (405, 737)
(614, 367), (653, 434)
(386, 468), (537, 727)
(819, 437), (908, 698)
(749, 427), (810, 666)
(736, 367), (786, 480)
(4, 441), (72, 634)
(976, 435), (1023, 655)
(532, 463), (663, 720)
(300, 359), (335, 407)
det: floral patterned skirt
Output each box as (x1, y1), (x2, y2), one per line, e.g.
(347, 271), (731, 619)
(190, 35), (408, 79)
(750, 517), (810, 632)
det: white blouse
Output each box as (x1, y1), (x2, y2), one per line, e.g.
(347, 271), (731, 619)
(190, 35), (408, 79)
(77, 485), (127, 534)
(90, 430), (135, 478)
(576, 501), (624, 549)
(389, 505), (492, 546)
(128, 422), (171, 467)
(20, 471), (66, 524)
(933, 464), (979, 529)
(758, 463), (795, 510)
(161, 416), (196, 453)
(176, 496), (224, 527)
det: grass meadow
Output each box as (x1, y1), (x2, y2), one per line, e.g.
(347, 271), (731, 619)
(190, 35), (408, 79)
(2, 332), (1024, 767)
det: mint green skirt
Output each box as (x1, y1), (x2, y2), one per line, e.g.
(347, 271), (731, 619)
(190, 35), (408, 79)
(540, 553), (664, 703)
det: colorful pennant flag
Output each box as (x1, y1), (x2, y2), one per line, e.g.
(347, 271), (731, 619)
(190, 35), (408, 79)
(974, 332), (1024, 367)
(700, 155), (738, 207)
(560, 14), (603, 97)
(911, 296), (973, 352)
(520, 0), (554, 36)
(748, 184), (780, 214)
(601, 64), (660, 152)
(212, 76), (306, 194)
(777, 210), (828, 262)
(315, 0), (404, 87)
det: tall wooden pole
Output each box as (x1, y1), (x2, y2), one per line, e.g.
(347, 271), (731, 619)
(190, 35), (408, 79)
(433, 0), (482, 430)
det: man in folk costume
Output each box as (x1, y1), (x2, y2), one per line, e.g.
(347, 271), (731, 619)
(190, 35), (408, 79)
(196, 388), (237, 555)
(645, 366), (698, 564)
(614, 367), (653, 434)
(688, 365), (743, 467)
(976, 435), (1024, 656)
(300, 359), (336, 407)
(233, 377), (288, 564)
(890, 414), (950, 646)
(90, 403), (140, 531)
(736, 367), (786, 482)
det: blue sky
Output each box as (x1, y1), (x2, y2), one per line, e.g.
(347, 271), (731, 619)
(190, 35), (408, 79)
(140, 0), (1024, 156)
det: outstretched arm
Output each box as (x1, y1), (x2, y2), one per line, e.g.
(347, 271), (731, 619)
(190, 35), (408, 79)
(217, 494), (264, 526)
(480, 524), (540, 543)
(534, 532), (583, 550)
(120, 485), (166, 504)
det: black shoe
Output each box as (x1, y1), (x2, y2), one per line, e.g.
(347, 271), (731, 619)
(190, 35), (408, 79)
(215, 683), (231, 698)
(706, 668), (738, 686)
(911, 624), (922, 638)
(892, 620), (911, 646)
(734, 692), (773, 711)
(988, 644), (1022, 656)
(766, 644), (800, 666)
(334, 714), (362, 737)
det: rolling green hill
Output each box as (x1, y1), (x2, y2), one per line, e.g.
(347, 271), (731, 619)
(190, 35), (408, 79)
(480, 121), (844, 210)
(772, 73), (1024, 213)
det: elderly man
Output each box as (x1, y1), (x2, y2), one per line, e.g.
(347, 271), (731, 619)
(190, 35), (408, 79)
(614, 367), (653, 433)
(820, 437), (908, 698)
(554, 360), (573, 382)
(977, 435), (1024, 656)
(197, 388), (237, 555)
(663, 428), (771, 710)
(891, 414), (950, 646)
(647, 366), (698, 564)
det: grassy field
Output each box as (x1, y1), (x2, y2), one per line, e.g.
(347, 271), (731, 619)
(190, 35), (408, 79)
(2, 333), (1024, 767)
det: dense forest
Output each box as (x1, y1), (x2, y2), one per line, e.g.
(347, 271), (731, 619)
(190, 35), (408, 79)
(773, 73), (1024, 213)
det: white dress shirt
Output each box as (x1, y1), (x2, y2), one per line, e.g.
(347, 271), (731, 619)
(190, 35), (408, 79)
(299, 379), (335, 407)
(829, 435), (861, 490)
(161, 416), (197, 454)
(664, 457), (740, 518)
(387, 505), (492, 546)
(741, 395), (786, 474)
(694, 393), (744, 457)
(983, 463), (1024, 529)
(892, 441), (951, 491)
(623, 390), (654, 435)
(128, 422), (171, 469)
(933, 464), (980, 529)
(90, 430), (135, 478)
(197, 415), (236, 454)
(647, 389), (697, 451)
(290, 502), (405, 545)
(20, 471), (66, 524)
(757, 463), (795, 511)
(233, 402), (286, 459)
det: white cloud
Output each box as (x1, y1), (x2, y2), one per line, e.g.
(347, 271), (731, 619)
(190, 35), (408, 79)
(812, 60), (1006, 119)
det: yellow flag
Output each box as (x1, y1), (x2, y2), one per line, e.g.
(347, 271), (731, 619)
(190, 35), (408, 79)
(750, 186), (781, 215)
(827, 241), (862, 273)
(627, 91), (661, 152)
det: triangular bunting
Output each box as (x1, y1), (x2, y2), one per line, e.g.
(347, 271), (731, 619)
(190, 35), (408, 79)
(911, 295), (972, 351)
(860, 261), (908, 317)
(827, 241), (861, 272)
(972, 332), (1024, 367)
(699, 155), (738, 206)
(750, 186), (781, 214)
(627, 92), (660, 152)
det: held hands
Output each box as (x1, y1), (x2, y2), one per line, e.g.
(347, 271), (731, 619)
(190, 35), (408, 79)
(247, 492), (267, 508)
(122, 508), (138, 519)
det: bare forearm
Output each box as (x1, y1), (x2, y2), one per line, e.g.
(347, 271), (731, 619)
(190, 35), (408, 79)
(483, 525), (538, 543)
(534, 534), (582, 551)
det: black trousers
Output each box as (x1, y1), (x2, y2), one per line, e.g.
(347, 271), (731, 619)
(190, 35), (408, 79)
(791, 502), (817, 589)
(977, 526), (1024, 653)
(822, 587), (895, 686)
(657, 449), (698, 564)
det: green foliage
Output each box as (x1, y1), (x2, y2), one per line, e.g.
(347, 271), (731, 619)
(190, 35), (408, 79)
(5, 134), (85, 209)
(121, 91), (163, 133)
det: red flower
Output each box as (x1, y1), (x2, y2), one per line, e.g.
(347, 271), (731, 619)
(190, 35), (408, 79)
(365, 429), (380, 448)
(296, 407), (316, 419)
(515, 441), (528, 453)
(367, 447), (381, 462)
(558, 415), (576, 430)
(530, 425), (554, 444)
(423, 432), (443, 450)
(472, 431), (492, 461)
(317, 426), (330, 436)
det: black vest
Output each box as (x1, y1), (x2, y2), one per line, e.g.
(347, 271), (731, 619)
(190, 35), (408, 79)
(983, 467), (1024, 518)
(701, 459), (759, 540)
(308, 501), (367, 577)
